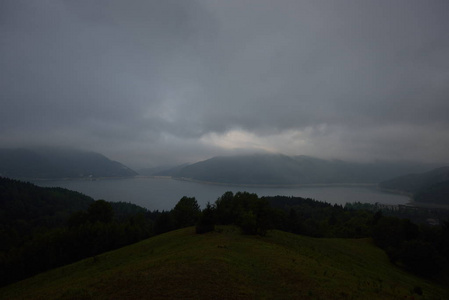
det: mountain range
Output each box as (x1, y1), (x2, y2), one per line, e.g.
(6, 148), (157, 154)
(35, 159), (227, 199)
(156, 153), (435, 185)
(0, 148), (137, 179)
(379, 166), (449, 204)
(1, 148), (443, 187)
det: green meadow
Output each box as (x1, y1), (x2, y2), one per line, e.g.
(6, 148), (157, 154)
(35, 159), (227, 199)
(1, 226), (447, 300)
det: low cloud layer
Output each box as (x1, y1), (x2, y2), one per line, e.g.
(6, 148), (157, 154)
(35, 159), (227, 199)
(1, 0), (449, 168)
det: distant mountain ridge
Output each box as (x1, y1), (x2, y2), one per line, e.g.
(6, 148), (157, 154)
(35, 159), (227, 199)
(137, 163), (190, 177)
(0, 148), (137, 179)
(379, 167), (449, 204)
(157, 153), (433, 185)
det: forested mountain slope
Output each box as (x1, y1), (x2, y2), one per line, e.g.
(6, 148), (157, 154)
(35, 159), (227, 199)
(379, 167), (449, 204)
(159, 153), (432, 185)
(0, 148), (137, 179)
(0, 177), (152, 286)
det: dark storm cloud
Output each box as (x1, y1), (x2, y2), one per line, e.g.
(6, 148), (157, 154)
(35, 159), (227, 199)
(1, 0), (449, 167)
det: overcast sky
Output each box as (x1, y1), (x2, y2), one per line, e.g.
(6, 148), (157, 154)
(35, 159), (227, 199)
(1, 0), (449, 168)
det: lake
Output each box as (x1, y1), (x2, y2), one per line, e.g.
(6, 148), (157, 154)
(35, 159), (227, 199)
(33, 177), (411, 211)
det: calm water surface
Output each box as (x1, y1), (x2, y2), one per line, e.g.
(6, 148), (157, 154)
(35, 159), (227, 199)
(34, 177), (410, 211)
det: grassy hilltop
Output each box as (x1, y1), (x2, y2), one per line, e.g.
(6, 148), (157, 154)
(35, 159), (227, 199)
(1, 226), (447, 300)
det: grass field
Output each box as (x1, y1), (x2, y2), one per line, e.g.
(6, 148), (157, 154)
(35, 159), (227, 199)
(1, 226), (447, 299)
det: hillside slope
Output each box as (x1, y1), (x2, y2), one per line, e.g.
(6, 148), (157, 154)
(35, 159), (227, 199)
(0, 177), (156, 286)
(0, 148), (137, 179)
(0, 176), (94, 227)
(159, 153), (432, 185)
(1, 227), (447, 300)
(379, 167), (449, 204)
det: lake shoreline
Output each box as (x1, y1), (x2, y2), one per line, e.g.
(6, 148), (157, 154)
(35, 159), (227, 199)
(33, 177), (412, 211)
(167, 176), (379, 189)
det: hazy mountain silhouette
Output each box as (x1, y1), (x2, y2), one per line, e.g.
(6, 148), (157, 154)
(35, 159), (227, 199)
(138, 163), (190, 176)
(379, 166), (449, 204)
(157, 153), (432, 185)
(0, 147), (137, 179)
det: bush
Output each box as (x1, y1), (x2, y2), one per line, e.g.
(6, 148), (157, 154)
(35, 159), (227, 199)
(397, 240), (445, 276)
(237, 211), (258, 235)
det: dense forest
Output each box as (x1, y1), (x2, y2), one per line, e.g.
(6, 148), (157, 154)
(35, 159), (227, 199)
(1, 177), (449, 287)
(0, 177), (154, 285)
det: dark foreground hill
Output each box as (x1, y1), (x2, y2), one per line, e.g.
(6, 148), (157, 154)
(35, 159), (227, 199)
(1, 227), (447, 300)
(158, 153), (433, 185)
(0, 177), (155, 286)
(0, 148), (137, 179)
(379, 167), (449, 205)
(0, 176), (94, 226)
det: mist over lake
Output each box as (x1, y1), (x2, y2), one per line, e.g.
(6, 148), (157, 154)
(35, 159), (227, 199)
(34, 177), (410, 211)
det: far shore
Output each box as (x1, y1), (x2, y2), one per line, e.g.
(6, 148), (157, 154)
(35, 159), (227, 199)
(27, 175), (449, 209)
(25, 175), (137, 182)
(146, 177), (449, 209)
(162, 176), (380, 188)
(377, 187), (414, 198)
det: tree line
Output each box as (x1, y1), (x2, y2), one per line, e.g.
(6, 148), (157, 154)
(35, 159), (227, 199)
(0, 177), (154, 286)
(193, 192), (449, 278)
(152, 191), (449, 278)
(1, 177), (448, 287)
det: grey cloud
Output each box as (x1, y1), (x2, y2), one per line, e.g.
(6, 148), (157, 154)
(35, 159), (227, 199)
(1, 0), (449, 167)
